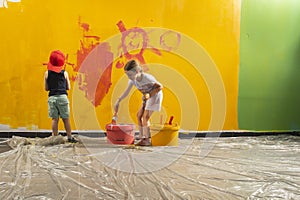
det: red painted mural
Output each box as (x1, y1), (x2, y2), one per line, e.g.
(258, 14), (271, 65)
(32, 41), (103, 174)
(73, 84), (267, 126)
(45, 19), (182, 108)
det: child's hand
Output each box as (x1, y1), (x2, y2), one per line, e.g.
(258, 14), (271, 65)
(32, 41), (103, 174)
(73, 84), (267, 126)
(112, 113), (118, 124)
(143, 93), (150, 100)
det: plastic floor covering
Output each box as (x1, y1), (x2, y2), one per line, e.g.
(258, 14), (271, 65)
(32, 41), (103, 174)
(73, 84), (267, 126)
(0, 135), (299, 199)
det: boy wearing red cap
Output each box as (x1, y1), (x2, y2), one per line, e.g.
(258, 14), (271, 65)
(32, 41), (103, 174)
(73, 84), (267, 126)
(44, 50), (77, 143)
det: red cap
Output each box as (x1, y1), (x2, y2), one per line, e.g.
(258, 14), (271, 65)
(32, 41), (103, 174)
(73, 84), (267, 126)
(47, 50), (65, 73)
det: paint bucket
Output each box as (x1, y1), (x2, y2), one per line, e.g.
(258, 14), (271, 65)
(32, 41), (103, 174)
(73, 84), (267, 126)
(150, 123), (179, 146)
(105, 124), (135, 145)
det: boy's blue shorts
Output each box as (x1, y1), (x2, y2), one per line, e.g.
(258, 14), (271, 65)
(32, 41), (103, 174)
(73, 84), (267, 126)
(48, 94), (70, 119)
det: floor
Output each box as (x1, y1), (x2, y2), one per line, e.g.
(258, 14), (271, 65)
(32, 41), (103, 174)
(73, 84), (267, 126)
(0, 135), (299, 199)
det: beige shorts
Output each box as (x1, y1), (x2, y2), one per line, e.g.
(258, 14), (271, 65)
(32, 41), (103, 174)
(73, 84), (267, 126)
(145, 90), (163, 111)
(48, 94), (70, 119)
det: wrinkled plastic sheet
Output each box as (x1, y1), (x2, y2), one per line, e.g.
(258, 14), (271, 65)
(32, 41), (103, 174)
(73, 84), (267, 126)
(0, 135), (299, 199)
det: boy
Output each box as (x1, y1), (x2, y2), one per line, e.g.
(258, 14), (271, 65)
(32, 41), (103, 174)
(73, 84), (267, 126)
(114, 60), (163, 146)
(44, 50), (77, 143)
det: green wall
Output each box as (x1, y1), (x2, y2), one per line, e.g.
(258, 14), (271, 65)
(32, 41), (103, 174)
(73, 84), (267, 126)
(239, 0), (300, 130)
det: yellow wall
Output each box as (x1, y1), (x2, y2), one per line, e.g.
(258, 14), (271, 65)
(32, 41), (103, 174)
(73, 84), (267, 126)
(0, 0), (240, 131)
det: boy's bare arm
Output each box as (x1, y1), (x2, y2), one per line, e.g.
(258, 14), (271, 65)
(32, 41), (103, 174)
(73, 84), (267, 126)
(114, 83), (134, 114)
(44, 71), (49, 91)
(64, 71), (71, 90)
(118, 83), (134, 101)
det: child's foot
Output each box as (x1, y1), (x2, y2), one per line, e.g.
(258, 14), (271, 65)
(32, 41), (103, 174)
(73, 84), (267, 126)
(135, 138), (143, 145)
(135, 138), (151, 146)
(141, 138), (151, 146)
(135, 133), (143, 141)
(135, 136), (142, 140)
(67, 137), (78, 143)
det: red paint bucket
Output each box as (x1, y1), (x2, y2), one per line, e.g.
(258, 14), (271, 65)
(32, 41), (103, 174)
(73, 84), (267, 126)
(105, 124), (135, 145)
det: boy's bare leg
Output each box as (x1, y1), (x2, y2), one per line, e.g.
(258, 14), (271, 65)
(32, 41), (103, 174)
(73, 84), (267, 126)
(137, 105), (145, 139)
(138, 126), (143, 139)
(62, 118), (72, 137)
(62, 118), (78, 143)
(52, 118), (59, 136)
(139, 110), (153, 145)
